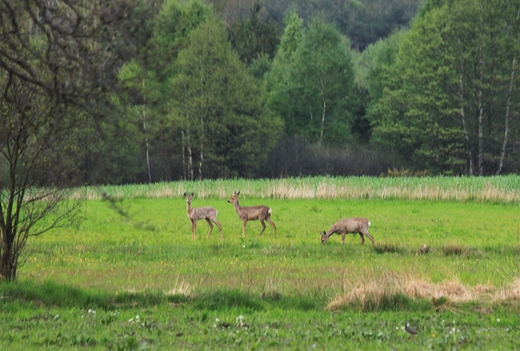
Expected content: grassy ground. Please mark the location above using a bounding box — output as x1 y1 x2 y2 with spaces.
2 178 520 349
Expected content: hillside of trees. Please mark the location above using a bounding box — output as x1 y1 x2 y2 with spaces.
2 0 519 186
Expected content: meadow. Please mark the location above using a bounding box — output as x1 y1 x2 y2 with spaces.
2 176 520 350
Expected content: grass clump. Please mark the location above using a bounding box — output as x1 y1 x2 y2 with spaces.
441 244 481 258
373 241 406 254
0 280 111 310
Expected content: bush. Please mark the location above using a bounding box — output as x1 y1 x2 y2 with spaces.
266 135 392 177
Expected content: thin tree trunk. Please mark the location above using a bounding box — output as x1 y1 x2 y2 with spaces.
497 55 516 175
186 124 194 181
319 98 326 147
181 130 187 180
477 47 485 176
143 112 152 184
199 115 204 181
458 51 473 175
319 76 326 146
134 104 152 183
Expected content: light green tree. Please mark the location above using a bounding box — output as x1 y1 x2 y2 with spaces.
266 14 358 146
265 9 304 136
118 0 212 181
170 17 282 178
290 18 357 146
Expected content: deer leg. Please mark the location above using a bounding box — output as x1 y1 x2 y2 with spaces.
212 218 223 238
341 234 346 245
205 218 214 239
242 220 248 237
191 220 197 240
363 231 375 245
359 233 365 245
258 219 267 237
266 217 277 236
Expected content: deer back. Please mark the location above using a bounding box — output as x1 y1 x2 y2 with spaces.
329 217 370 234
237 205 270 220
189 206 217 220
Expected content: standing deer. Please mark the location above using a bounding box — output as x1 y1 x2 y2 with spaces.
184 192 222 240
321 218 374 245
227 191 277 237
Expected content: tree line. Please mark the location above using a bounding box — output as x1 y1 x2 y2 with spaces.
3 0 520 185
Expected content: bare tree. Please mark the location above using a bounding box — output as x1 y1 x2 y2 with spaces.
0 0 133 280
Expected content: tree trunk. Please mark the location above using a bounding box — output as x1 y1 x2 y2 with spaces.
181 130 187 180
477 47 485 176
319 98 326 147
458 54 473 175
135 104 152 183
319 76 326 146
497 55 516 175
143 111 152 184
198 57 205 180
187 125 194 181
199 113 204 180
0 228 14 280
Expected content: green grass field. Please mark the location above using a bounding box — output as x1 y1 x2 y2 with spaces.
2 177 520 350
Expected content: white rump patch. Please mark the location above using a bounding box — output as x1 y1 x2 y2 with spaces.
268 208 272 215
368 221 371 227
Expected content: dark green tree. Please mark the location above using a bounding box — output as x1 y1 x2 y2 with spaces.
227 1 282 66
371 0 520 175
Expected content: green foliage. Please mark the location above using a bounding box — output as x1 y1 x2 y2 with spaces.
227 1 282 66
170 17 283 178
362 30 405 103
267 14 359 146
371 0 520 175
150 0 213 79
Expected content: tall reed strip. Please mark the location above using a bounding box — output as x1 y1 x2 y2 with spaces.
74 175 520 203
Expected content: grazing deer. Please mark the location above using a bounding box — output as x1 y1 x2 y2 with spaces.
321 218 374 245
184 192 222 240
227 191 277 237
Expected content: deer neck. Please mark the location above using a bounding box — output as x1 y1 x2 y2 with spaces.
233 200 241 213
186 202 193 216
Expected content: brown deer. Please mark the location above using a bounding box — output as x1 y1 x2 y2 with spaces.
227 191 277 237
321 218 374 245
184 192 222 240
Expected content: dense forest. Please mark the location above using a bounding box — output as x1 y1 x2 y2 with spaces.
2 0 520 186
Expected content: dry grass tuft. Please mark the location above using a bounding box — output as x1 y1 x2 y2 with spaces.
166 277 193 297
327 270 520 311
492 278 520 301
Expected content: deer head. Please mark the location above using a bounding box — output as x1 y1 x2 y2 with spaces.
184 192 194 202
227 191 240 203
321 231 329 244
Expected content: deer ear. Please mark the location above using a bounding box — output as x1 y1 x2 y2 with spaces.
191 192 194 196
183 192 186 197
237 191 240 196
321 231 326 236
